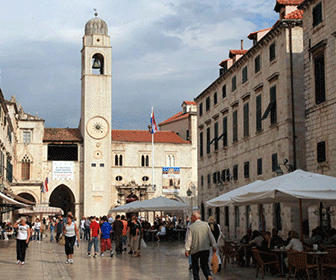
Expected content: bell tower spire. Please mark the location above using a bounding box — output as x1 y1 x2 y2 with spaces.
81 14 112 216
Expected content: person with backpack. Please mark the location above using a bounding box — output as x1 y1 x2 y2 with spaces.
121 215 128 252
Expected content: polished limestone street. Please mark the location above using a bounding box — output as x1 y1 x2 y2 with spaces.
0 239 278 280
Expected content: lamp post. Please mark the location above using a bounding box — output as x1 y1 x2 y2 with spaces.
187 187 192 216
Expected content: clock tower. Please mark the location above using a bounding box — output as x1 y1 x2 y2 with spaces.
80 13 112 216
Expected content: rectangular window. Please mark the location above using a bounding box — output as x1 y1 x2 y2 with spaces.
272 153 278 172
225 206 229 227
214 92 217 105
313 2 323 27
213 172 217 184
6 158 12 183
223 117 228 147
235 206 240 228
199 103 203 116
23 131 31 144
186 130 190 140
269 42 276 62
222 85 226 98
48 144 78 161
207 174 211 187
270 86 277 124
242 66 248 84
233 164 238 181
317 141 326 162
244 161 250 178
201 175 204 187
21 161 30 181
232 110 238 143
214 122 218 150
314 52 326 104
232 76 237 91
206 97 210 111
100 163 104 167
255 55 261 73
91 163 96 167
257 158 263 175
256 95 262 132
206 127 210 154
199 132 204 157
243 102 249 137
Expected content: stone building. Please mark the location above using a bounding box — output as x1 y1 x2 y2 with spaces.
299 0 336 229
195 1 306 238
1 14 197 220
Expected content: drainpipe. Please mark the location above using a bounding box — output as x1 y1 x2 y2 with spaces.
287 21 297 170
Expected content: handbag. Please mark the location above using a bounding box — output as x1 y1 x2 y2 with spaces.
59 234 65 246
211 252 219 274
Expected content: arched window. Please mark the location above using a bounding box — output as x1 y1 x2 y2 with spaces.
145 155 149 167
171 156 175 167
21 155 31 181
92 53 104 75
115 155 119 166
167 155 171 167
141 155 145 167
119 155 123 166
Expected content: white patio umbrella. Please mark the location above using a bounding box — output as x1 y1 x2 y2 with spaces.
226 170 336 239
110 196 188 213
18 206 64 215
206 180 264 207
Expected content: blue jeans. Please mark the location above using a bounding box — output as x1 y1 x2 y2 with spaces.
50 230 54 242
88 237 99 253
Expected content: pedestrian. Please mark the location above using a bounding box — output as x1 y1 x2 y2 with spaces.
33 218 41 241
121 215 128 252
14 217 31 265
88 216 100 257
185 211 216 280
56 217 63 243
80 216 85 240
50 219 55 242
113 215 123 254
100 216 113 257
129 215 140 257
63 214 80 264
84 217 90 241
208 216 222 272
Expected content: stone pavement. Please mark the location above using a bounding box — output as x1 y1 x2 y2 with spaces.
0 239 282 280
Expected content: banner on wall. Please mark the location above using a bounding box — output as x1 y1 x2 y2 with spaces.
52 161 74 180
162 167 181 194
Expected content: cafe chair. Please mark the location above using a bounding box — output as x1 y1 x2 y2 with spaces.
322 248 336 278
287 251 318 280
223 241 238 269
252 248 279 279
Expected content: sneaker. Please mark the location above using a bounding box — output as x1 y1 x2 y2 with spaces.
100 253 104 257
110 251 114 257
88 253 91 257
16 260 20 264
65 259 70 264
94 254 97 258
20 262 25 265
69 259 74 264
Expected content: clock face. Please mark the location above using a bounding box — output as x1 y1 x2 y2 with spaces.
86 116 109 139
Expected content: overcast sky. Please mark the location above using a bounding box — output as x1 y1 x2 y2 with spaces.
0 0 277 129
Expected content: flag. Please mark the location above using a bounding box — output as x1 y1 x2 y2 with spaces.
45 177 49 192
150 107 158 134
41 183 45 193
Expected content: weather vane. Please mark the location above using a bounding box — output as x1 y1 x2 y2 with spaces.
94 8 98 17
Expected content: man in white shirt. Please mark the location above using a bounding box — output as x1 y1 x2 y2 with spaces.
185 211 216 280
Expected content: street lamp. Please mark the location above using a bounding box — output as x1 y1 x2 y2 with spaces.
186 188 193 217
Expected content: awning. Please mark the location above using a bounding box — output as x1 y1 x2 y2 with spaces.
0 192 30 207
18 206 63 215
3 189 35 205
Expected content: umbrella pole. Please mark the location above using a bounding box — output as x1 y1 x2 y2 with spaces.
299 199 303 241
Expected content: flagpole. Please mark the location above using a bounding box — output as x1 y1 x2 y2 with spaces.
152 131 155 191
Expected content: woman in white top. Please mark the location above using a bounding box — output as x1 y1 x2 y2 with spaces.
286 231 303 252
14 217 31 265
63 215 80 264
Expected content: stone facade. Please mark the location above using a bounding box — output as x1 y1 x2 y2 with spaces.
299 0 336 228
195 3 306 239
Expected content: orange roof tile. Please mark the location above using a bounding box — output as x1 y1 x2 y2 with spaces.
43 128 83 142
183 101 196 105
112 130 190 144
284 9 304 19
275 0 303 11
248 28 272 40
159 111 189 126
219 58 231 67
229 49 248 58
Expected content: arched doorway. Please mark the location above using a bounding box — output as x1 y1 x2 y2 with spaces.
49 185 75 216
18 192 36 203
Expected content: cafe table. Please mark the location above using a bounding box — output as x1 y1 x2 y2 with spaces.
271 248 287 276
307 251 328 280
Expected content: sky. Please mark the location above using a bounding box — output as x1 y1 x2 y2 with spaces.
0 0 278 129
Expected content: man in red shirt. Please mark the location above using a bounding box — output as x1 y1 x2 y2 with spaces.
88 216 100 257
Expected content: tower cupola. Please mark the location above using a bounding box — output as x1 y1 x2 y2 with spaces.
85 12 108 36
